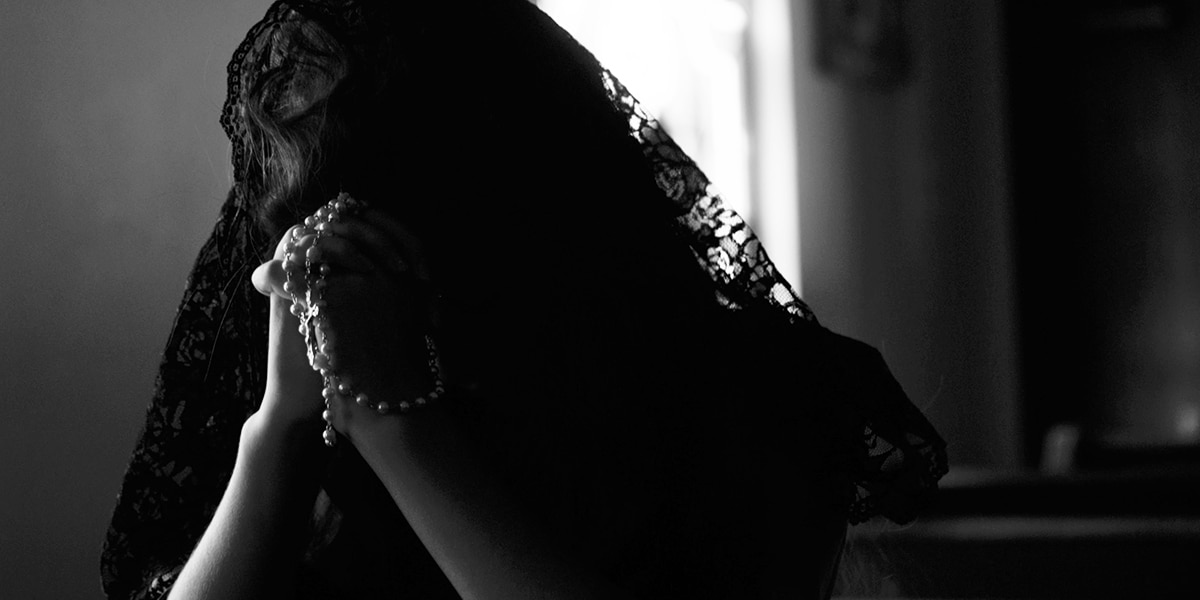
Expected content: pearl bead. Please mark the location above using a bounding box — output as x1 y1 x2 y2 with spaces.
355 393 369 406
338 382 352 395
322 409 333 422
289 304 304 318
414 396 427 406
398 401 411 413
319 263 331 275
376 402 390 414
322 387 335 400
322 428 336 445
305 216 318 228
306 246 322 261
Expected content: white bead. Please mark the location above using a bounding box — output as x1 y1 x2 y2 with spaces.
376 401 390 414
355 393 369 406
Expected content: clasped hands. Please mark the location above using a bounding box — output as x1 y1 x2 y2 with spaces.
250 205 437 443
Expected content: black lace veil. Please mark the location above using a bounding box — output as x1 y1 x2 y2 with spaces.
102 1 947 598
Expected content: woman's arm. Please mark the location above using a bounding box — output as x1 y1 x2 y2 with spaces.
168 232 327 600
299 209 630 600
347 405 629 600
166 411 321 600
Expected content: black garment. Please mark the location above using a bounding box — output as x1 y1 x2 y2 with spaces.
101 2 947 598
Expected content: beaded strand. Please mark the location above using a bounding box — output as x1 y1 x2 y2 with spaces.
283 192 444 447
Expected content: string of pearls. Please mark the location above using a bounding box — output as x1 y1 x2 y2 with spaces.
283 192 445 447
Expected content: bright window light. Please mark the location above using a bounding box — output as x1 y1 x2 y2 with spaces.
537 0 752 220
536 0 802 291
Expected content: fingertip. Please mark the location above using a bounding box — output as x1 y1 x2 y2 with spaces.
274 224 302 258
251 261 273 296
252 259 290 298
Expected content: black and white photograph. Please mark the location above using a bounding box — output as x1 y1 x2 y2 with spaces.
2 1 1196 598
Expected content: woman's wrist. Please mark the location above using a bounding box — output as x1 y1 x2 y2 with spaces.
242 403 325 470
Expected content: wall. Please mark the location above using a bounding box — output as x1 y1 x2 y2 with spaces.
1007 1 1200 461
791 0 1021 468
0 2 267 598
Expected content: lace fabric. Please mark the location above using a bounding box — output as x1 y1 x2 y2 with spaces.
102 1 947 598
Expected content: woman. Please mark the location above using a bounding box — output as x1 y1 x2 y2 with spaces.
102 1 946 598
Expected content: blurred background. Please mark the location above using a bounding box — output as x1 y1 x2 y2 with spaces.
2 1 1197 598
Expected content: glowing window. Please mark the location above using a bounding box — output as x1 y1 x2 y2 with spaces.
536 0 752 219
535 0 802 290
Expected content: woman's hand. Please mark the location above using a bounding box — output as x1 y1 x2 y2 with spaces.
315 207 437 443
252 226 325 430
254 205 436 445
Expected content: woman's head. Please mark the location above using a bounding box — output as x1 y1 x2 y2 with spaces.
227 1 622 240
233 7 363 239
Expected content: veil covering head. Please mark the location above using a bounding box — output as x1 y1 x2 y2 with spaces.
102 1 947 598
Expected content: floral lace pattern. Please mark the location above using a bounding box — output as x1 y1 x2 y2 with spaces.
599 68 946 523
101 193 269 599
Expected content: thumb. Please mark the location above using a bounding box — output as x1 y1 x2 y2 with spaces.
251 259 289 298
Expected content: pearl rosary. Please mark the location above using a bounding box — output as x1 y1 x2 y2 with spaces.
283 192 445 447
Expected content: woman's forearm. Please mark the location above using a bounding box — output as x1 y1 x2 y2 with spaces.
168 409 322 600
352 408 629 600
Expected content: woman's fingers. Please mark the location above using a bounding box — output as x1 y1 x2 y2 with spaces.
307 234 376 274
280 230 375 273
255 225 374 300
251 259 288 298
328 208 431 281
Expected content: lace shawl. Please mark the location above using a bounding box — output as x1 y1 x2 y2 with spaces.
101 1 947 598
